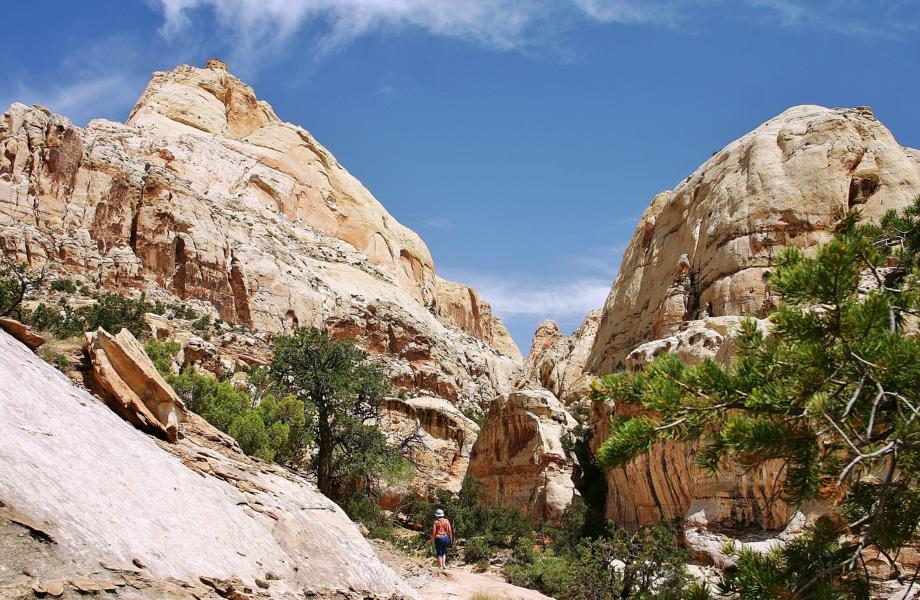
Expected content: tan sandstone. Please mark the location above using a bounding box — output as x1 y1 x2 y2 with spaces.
378 396 480 505
581 106 920 532
84 327 187 442
520 310 600 403
588 105 920 373
0 316 45 349
0 60 520 407
467 389 579 524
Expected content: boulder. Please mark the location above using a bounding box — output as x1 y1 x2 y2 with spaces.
84 327 186 442
0 328 417 599
377 396 480 505
467 389 579 524
625 316 770 370
0 316 45 349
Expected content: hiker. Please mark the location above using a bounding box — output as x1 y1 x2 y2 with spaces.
430 508 453 569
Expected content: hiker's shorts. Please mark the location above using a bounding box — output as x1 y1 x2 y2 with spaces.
435 536 451 557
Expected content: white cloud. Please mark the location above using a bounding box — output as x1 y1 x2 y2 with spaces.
442 269 610 318
1 75 142 125
148 0 916 63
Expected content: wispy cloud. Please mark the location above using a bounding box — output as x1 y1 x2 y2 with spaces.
0 35 149 125
442 269 609 318
419 217 452 229
148 0 918 65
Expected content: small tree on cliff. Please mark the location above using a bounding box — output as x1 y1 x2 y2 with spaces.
269 327 410 501
593 199 920 598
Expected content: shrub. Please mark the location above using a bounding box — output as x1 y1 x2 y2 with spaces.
83 292 150 336
463 536 492 563
145 339 181 375
49 278 77 293
26 303 85 337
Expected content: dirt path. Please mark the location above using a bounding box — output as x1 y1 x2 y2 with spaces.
417 568 554 600
371 541 554 600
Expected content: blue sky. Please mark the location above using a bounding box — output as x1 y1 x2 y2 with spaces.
2 1 918 352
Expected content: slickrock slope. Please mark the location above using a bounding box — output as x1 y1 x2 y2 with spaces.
468 389 579 524
520 310 600 403
588 105 920 372
0 329 416 599
378 396 480 504
0 59 519 407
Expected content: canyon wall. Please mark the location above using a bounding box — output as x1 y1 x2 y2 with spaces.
584 105 920 530
588 105 920 373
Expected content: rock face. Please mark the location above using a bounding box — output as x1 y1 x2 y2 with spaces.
589 397 794 532
467 389 578 524
0 329 416 599
588 105 920 373
521 310 600 403
577 106 920 533
0 59 519 407
84 327 186 442
378 396 480 505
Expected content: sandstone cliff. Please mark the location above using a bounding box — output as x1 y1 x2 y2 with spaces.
0 59 520 407
582 106 920 532
588 105 920 372
468 389 579 524
0 329 416 599
378 396 480 504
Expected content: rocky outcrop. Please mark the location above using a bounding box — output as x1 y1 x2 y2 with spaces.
84 327 186 442
588 105 920 373
378 396 479 504
467 389 578 524
0 60 520 407
432 276 521 361
0 329 416 599
0 316 45 349
625 316 769 370
521 310 600 403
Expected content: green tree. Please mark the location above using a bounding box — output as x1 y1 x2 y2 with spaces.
594 200 920 597
0 261 44 318
269 327 406 500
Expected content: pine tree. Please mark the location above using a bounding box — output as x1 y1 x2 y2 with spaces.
593 199 920 597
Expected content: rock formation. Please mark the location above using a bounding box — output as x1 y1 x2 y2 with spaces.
588 396 794 532
577 106 920 532
0 59 520 408
467 389 579 524
0 328 416 599
378 396 480 505
0 316 44 349
588 105 920 373
520 310 600 403
84 327 186 442
624 315 769 370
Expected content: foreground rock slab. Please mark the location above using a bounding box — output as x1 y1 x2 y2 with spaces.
0 330 417 599
84 327 186 442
